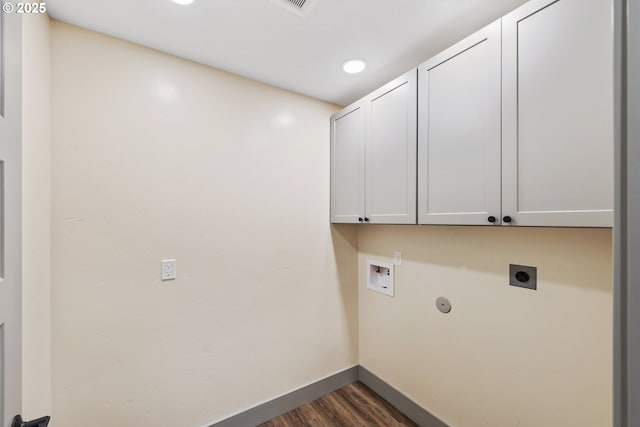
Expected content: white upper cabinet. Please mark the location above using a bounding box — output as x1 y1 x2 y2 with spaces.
331 70 417 224
502 0 614 227
331 101 366 223
366 71 417 224
418 20 502 225
332 0 613 228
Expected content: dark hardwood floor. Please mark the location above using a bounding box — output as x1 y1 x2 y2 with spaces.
258 381 419 427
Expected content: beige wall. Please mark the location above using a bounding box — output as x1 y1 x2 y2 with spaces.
48 17 613 427
22 11 53 420
359 225 612 427
50 21 357 426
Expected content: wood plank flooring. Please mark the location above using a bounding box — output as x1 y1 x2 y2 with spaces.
258 381 419 427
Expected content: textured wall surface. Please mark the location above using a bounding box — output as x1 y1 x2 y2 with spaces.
51 21 357 427
22 10 53 422
359 225 612 427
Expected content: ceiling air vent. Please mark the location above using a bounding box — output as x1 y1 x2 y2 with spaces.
287 0 307 7
271 0 319 17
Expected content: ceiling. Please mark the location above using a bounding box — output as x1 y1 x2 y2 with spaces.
46 0 529 106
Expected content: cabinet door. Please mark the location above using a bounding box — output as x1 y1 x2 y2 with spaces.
331 102 366 223
502 0 613 227
365 70 417 224
417 20 502 225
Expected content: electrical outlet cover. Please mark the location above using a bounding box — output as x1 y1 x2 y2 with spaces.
162 259 176 281
509 264 536 290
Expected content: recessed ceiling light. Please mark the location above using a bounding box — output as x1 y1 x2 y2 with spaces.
172 0 194 5
342 60 366 74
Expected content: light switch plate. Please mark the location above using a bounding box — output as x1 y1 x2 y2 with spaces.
394 251 402 266
162 259 176 281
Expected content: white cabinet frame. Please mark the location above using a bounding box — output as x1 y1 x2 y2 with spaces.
501 0 614 227
330 102 366 223
418 20 502 225
331 70 417 224
366 70 417 224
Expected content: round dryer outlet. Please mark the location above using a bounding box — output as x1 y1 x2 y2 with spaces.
435 297 452 314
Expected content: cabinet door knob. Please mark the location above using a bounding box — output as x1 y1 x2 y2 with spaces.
503 216 512 223
364 217 370 222
488 216 496 223
358 217 363 222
